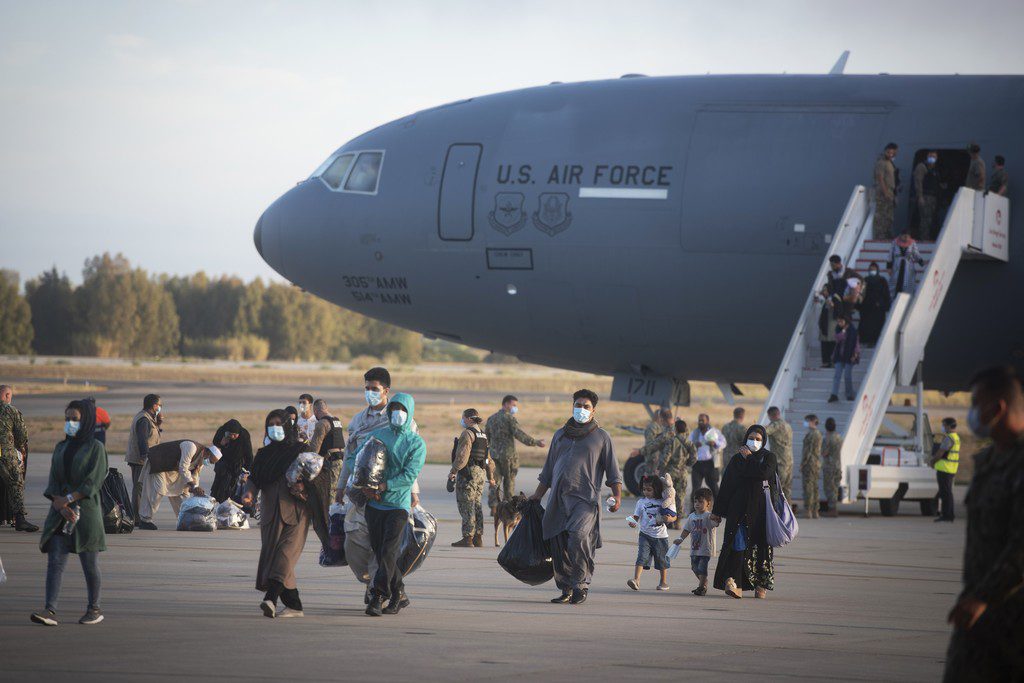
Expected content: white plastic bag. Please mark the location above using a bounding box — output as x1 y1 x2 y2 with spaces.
0 555 6 585
215 499 249 530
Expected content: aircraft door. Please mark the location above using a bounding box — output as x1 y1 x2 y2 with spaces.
438 143 482 241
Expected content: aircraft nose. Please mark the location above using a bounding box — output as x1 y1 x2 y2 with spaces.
254 197 287 277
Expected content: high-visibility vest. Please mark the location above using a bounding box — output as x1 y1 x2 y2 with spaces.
935 432 960 474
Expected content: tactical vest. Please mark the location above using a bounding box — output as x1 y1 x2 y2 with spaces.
935 432 960 475
451 427 489 470
318 415 345 460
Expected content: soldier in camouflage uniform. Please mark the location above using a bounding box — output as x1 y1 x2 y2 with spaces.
943 366 1024 681
450 409 496 546
485 395 546 513
0 386 37 532
821 417 843 517
720 406 747 460
800 414 822 519
631 419 697 524
873 143 898 239
765 406 794 506
644 408 673 447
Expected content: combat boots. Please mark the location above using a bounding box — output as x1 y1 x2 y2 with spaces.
451 536 473 547
472 533 483 547
15 513 38 532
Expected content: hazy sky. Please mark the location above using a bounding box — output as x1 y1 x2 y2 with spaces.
2 0 1021 285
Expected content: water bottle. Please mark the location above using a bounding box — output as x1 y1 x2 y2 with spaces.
605 495 616 512
667 542 682 560
61 504 80 536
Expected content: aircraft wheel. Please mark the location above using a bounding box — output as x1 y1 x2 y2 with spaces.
919 499 939 516
879 497 900 517
622 456 651 497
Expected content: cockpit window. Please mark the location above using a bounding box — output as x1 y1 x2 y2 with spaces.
320 154 355 190
344 151 383 193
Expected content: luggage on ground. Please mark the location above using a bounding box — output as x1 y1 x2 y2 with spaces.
497 500 553 585
215 499 250 530
177 496 217 532
99 467 135 534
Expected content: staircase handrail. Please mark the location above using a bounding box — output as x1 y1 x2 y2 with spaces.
839 293 911 470
897 188 976 384
760 185 871 423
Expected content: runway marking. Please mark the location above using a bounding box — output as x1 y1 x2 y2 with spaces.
578 187 668 199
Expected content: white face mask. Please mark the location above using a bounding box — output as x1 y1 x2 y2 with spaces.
746 438 763 452
154 405 162 415
869 269 878 277
267 425 285 442
573 406 592 423
65 420 80 437
365 390 383 406
299 402 310 413
927 156 936 164
510 405 518 415
803 421 809 428
460 418 468 429
390 410 408 427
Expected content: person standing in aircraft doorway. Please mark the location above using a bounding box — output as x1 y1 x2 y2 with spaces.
873 143 899 239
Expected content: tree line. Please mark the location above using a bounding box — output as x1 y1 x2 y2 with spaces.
0 253 427 363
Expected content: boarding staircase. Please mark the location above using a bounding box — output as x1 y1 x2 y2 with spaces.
760 185 1009 514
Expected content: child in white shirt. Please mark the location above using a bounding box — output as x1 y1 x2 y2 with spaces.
626 475 677 591
674 487 720 596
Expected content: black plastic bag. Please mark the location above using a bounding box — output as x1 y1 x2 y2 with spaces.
399 506 437 577
352 437 388 489
100 467 134 534
497 500 552 585
319 503 348 567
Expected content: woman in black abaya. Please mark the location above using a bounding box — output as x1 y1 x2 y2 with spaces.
711 424 779 600
210 419 254 502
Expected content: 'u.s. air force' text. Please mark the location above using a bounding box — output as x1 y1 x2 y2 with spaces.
496 163 673 187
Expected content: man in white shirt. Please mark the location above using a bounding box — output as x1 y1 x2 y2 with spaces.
689 413 725 498
297 393 317 443
137 439 221 530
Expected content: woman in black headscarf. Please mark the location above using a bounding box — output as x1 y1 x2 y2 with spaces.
241 409 309 618
711 424 779 600
31 399 109 626
210 419 254 503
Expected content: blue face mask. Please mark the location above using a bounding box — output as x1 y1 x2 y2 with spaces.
65 421 80 437
573 407 592 423
967 406 991 438
267 425 285 442
390 410 408 427
365 390 383 407
510 405 518 415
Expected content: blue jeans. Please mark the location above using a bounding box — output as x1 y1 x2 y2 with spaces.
831 362 854 398
690 555 710 576
45 534 101 611
635 534 670 570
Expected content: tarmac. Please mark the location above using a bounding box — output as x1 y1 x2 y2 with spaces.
0 456 965 682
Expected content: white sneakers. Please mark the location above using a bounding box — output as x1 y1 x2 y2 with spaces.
656 584 670 591
260 600 276 618
277 607 304 618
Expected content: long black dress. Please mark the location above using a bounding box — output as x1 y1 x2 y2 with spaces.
210 420 254 502
857 274 891 347
712 450 779 592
